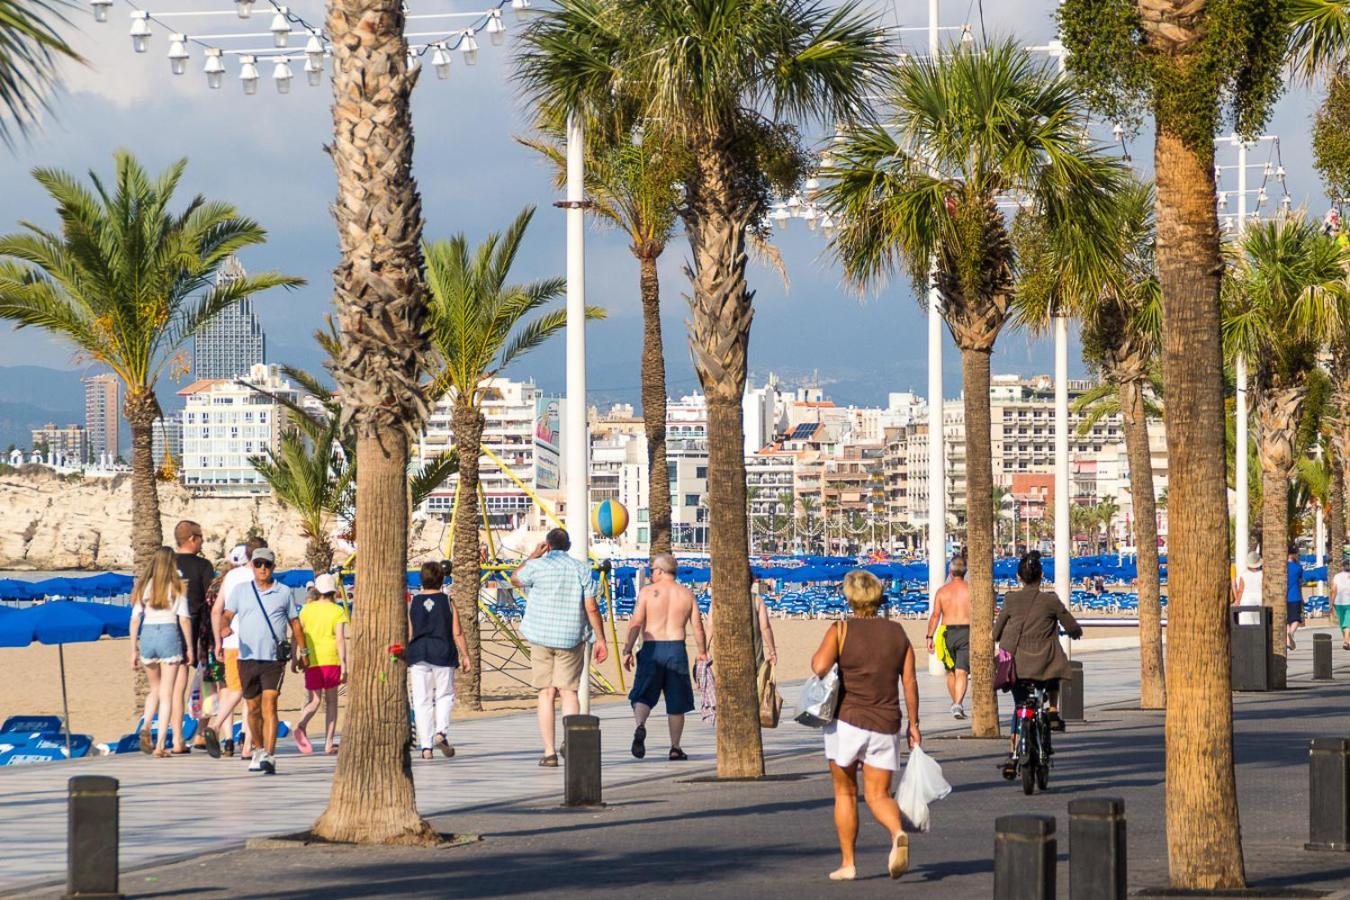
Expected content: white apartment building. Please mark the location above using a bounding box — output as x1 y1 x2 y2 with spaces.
179 363 297 496
417 377 561 532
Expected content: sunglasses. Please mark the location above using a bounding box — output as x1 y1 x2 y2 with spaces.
252 559 274 569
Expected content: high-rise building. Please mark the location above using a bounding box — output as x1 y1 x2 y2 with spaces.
179 363 296 495
30 423 88 463
193 257 266 380
83 373 120 460
152 411 183 471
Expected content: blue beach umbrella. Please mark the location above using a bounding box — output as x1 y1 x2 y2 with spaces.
0 601 132 754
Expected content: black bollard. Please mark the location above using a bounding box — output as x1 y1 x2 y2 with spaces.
66 775 121 899
563 714 602 807
1230 606 1274 691
1314 633 1334 681
1069 798 1126 900
1307 738 1350 851
1061 661 1084 721
994 815 1056 900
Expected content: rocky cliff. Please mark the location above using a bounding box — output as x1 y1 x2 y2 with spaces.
0 467 445 571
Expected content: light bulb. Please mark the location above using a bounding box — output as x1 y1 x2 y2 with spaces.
773 205 789 224
204 49 224 89
130 13 151 53
305 34 324 67
511 0 531 23
1217 192 1228 210
1112 122 1124 141
270 10 291 48
240 56 259 95
487 10 505 46
960 25 973 46
461 30 478 65
804 176 820 198
91 0 112 23
305 56 323 86
168 35 189 75
1276 165 1287 181
273 59 292 93
431 46 451 80
235 0 253 19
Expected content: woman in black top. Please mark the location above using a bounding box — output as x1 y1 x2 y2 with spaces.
408 561 472 759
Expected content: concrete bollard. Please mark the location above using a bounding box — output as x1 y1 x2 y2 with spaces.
66 775 121 899
1061 661 1084 721
562 714 602 807
1307 738 1350 851
1314 633 1334 681
994 815 1056 900
1069 798 1126 900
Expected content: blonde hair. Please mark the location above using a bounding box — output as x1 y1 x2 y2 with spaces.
138 546 184 611
843 570 884 616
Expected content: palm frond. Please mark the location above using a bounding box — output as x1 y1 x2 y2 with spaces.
0 0 83 146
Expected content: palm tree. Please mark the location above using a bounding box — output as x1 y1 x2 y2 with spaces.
519 0 890 778
312 0 435 845
820 41 1125 738
796 495 820 556
424 207 602 711
1096 496 1121 552
519 122 686 556
250 419 353 574
0 152 300 580
0 0 82 147
992 486 1013 555
1224 216 1350 680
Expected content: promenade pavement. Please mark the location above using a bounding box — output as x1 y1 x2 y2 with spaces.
4 628 1346 896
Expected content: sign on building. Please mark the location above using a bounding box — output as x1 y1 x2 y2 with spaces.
534 396 561 490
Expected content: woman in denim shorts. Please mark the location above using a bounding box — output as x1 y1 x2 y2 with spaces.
129 546 195 757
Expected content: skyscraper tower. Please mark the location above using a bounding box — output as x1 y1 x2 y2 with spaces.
193 256 266 380
84 373 120 460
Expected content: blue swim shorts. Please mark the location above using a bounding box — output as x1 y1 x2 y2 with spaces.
627 640 695 716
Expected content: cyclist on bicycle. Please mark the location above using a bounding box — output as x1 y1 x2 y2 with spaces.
993 550 1082 778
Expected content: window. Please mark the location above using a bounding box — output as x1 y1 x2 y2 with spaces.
696 466 707 479
637 526 649 544
637 509 648 523
685 494 700 507
666 463 677 482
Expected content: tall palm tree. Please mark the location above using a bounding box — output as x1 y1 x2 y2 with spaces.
1224 216 1350 679
250 419 353 574
820 41 1125 738
424 206 602 711
519 123 687 556
1096 496 1121 552
0 152 300 580
312 0 435 845
519 0 890 778
796 494 820 556
0 0 82 147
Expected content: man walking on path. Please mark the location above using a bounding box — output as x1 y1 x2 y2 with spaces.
622 553 708 761
173 520 214 747
926 555 971 719
510 528 608 768
213 547 306 774
1287 546 1305 650
204 540 262 757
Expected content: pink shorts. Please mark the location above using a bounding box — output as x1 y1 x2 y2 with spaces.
304 665 342 691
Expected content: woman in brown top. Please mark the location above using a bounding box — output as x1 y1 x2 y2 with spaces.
810 570 921 882
993 551 1082 766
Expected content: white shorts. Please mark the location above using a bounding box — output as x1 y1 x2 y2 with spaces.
823 718 901 771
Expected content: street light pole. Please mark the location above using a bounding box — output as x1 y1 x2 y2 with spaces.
1234 138 1249 570
925 0 947 677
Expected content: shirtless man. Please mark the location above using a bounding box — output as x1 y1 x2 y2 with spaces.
925 555 971 719
622 552 708 760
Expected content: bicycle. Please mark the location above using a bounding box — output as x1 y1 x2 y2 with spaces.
1004 680 1053 795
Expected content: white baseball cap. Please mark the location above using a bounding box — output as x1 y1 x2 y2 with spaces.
228 545 248 566
314 573 338 595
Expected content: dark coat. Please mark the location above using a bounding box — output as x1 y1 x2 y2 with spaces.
993 584 1083 682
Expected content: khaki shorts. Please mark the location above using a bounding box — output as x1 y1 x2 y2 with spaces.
531 643 586 691
224 649 242 692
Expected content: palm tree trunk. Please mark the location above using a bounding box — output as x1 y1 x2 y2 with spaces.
638 250 672 556
1121 380 1165 709
1257 385 1302 689
1154 124 1245 889
1331 453 1346 568
306 532 335 575
684 143 762 779
125 388 162 715
961 347 999 737
450 402 485 711
313 0 435 845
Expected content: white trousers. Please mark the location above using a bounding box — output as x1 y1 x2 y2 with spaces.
410 662 455 750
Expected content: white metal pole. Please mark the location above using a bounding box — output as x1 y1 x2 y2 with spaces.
564 114 592 714
926 0 945 677
1235 137 1249 570
1055 316 1070 604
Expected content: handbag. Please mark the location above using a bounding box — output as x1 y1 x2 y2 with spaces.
993 647 1016 692
794 621 847 728
757 660 783 728
252 582 292 664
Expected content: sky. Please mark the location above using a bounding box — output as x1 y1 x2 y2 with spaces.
0 0 1334 411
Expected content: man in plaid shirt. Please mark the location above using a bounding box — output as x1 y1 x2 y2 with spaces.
510 528 609 767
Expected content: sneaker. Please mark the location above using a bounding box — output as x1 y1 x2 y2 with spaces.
247 752 262 773
259 752 276 775
950 703 966 720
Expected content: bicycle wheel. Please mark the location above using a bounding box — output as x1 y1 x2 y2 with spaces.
1036 763 1049 791
1021 757 1036 794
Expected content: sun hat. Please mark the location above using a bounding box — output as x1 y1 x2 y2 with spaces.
314 573 338 595
1247 550 1262 568
228 545 248 566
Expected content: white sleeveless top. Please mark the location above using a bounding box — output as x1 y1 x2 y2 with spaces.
1236 568 1262 625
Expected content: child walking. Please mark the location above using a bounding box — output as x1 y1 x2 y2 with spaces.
295 573 348 755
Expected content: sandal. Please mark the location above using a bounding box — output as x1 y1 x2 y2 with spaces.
421 749 434 760
538 753 560 767
139 730 153 755
153 747 169 758
631 725 646 759
434 733 455 758
888 832 909 879
669 747 688 761
171 746 191 755
202 726 222 759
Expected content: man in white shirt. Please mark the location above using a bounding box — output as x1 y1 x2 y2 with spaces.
1333 559 1350 650
203 538 265 759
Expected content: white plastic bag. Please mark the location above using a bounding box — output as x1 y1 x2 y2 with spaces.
793 665 840 728
896 746 952 833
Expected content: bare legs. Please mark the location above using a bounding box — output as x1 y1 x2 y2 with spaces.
167 662 187 750
828 761 903 879
322 688 339 752
631 702 685 752
537 687 579 756
210 689 252 752
142 663 162 744
946 669 968 707
145 663 182 754
245 690 280 757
